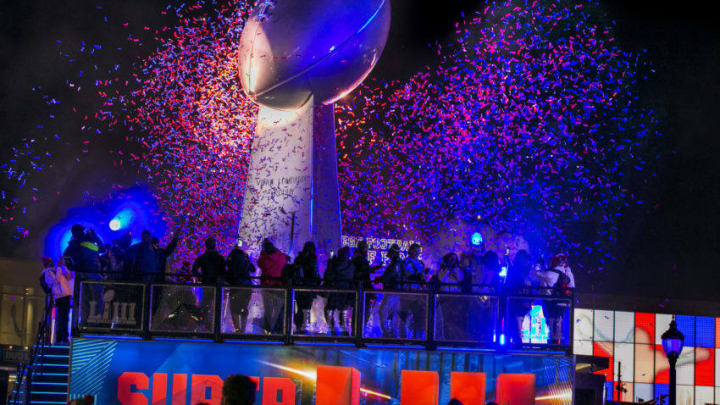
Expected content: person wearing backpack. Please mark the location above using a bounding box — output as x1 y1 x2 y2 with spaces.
534 253 575 344
41 257 74 345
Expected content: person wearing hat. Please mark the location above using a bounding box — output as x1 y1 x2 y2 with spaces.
41 257 73 344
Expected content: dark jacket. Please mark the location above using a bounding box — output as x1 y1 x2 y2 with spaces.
286 251 320 287
351 255 372 289
325 258 355 289
380 258 403 290
128 241 158 282
63 236 104 280
227 248 254 286
192 250 226 284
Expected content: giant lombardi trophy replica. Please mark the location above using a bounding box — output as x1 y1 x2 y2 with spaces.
237 0 391 257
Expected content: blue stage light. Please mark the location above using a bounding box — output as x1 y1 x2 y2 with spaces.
499 265 508 278
109 208 135 231
500 333 506 345
471 232 483 246
108 219 122 231
59 229 73 254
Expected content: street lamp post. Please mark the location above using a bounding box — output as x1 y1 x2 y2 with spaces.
661 317 684 405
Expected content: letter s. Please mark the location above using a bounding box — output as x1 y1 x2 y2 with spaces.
118 372 149 405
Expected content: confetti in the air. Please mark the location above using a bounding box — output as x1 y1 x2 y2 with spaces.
1 0 660 269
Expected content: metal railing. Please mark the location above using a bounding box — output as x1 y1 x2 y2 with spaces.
8 295 52 405
70 273 574 352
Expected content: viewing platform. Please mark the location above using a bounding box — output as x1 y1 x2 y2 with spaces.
71 278 574 352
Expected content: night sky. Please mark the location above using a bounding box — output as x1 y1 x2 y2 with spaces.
1 0 718 300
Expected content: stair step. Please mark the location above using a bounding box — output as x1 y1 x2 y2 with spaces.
40 345 70 354
10 345 71 404
31 374 68 383
32 381 68 386
29 391 67 398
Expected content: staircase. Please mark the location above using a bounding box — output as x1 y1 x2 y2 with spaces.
11 344 70 405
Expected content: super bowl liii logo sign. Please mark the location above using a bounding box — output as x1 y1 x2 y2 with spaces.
86 289 140 328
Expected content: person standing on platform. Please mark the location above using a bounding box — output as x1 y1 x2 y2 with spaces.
433 252 463 340
153 232 179 282
534 253 575 344
63 224 105 281
351 240 383 336
128 230 158 282
100 243 121 279
41 257 74 345
226 241 255 333
324 246 355 335
257 239 288 334
114 232 133 278
193 237 227 284
458 252 476 293
377 244 403 338
401 243 425 339
192 237 227 330
478 251 502 290
287 241 320 333
437 252 463 291
63 225 105 323
351 240 376 290
506 250 534 345
403 243 425 289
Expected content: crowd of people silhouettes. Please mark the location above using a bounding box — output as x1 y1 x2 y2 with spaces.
43 224 575 346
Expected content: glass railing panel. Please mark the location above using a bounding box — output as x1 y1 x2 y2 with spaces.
77 281 145 332
506 295 572 346
221 287 286 336
434 294 498 343
150 284 215 334
362 291 428 340
289 289 358 337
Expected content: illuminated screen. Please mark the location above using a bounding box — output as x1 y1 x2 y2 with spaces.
69 338 573 404
574 309 720 405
